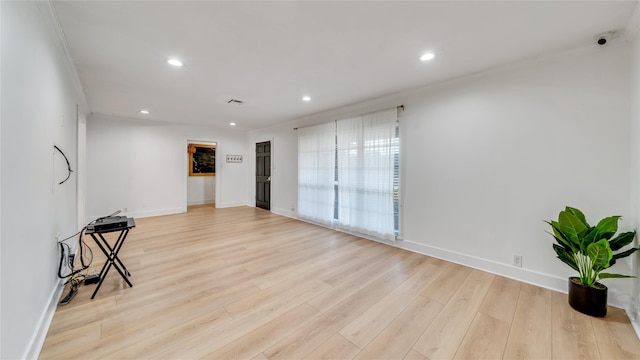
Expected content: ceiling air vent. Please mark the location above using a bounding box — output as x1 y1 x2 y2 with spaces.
226 99 246 105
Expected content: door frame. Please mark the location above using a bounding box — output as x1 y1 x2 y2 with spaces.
183 138 219 212
254 138 274 211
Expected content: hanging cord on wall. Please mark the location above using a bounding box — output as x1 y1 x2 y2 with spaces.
54 145 73 185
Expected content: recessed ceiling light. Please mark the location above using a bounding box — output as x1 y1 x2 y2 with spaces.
139 109 150 114
302 96 311 102
420 53 435 62
167 58 183 67
229 122 236 126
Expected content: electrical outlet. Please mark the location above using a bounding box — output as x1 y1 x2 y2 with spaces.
513 254 523 267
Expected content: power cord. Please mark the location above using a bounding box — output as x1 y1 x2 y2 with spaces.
57 210 122 304
53 145 73 185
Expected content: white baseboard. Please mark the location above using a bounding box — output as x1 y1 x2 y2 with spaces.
124 207 184 219
269 212 638 320
397 238 567 293
85 207 184 223
395 238 638 312
187 200 215 206
215 201 249 209
271 207 298 219
24 279 65 360
283 215 570 295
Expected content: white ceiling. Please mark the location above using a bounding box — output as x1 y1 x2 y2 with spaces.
52 1 637 130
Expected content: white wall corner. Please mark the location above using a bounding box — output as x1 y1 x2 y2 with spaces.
0 0 3 355
610 285 640 339
629 1 640 340
23 279 65 360
627 301 640 341
624 1 640 42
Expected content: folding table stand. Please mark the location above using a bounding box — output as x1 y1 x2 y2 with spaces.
85 217 136 299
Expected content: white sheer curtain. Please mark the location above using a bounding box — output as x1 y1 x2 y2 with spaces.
336 108 397 240
297 121 336 226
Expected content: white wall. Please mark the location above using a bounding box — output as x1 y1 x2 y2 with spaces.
404 43 633 301
1 2 86 358
86 115 248 220
186 141 216 206
251 43 635 307
627 3 640 334
247 124 299 217
187 176 215 206
1 2 4 356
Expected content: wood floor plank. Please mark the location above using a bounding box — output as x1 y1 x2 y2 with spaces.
103 279 259 335
224 278 330 319
302 334 361 360
413 270 495 359
478 275 521 323
49 307 233 360
503 284 552 359
251 240 365 289
151 280 331 359
550 291 600 360
355 295 443 360
37 206 640 360
251 353 269 360
590 306 640 359
340 260 442 349
264 252 430 360
306 249 411 313
205 303 321 359
452 312 510 360
420 261 472 304
403 349 429 360
46 296 117 334
105 308 233 359
39 322 101 360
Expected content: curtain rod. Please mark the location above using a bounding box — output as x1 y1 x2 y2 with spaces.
293 105 404 130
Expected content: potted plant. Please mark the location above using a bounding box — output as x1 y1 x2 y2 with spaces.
546 206 638 317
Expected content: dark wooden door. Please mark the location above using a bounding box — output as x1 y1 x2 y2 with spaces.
256 141 271 210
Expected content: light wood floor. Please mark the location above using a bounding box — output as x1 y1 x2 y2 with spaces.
40 205 640 359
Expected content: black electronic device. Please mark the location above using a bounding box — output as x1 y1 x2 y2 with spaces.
59 286 78 305
84 274 100 285
89 216 129 232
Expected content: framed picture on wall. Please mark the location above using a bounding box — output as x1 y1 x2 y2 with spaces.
188 143 215 176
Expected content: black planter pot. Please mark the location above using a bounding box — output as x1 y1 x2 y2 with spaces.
568 277 607 317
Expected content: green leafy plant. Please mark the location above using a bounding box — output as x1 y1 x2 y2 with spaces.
546 206 638 288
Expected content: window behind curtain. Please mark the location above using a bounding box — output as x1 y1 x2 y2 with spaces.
297 108 399 240
297 121 336 226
